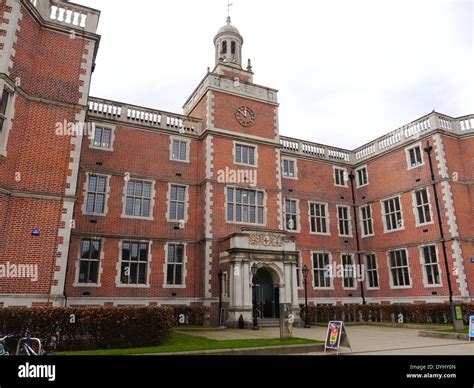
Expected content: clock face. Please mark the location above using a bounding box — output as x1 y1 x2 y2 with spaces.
235 106 256 127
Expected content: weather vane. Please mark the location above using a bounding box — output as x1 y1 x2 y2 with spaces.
226 0 233 19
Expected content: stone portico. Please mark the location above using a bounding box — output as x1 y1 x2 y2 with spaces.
219 231 300 327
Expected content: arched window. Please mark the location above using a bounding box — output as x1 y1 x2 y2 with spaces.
221 41 227 54
231 41 236 55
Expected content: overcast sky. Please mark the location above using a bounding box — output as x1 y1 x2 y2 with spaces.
78 0 473 150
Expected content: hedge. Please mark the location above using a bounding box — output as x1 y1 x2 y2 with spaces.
0 307 174 352
305 303 474 325
172 306 210 326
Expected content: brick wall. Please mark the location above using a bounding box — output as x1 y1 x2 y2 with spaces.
0 1 98 305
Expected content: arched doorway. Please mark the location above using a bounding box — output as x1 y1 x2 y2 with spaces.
253 268 280 319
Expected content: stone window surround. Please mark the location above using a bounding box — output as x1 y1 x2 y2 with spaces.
0 81 15 157
411 187 434 227
121 177 156 221
170 135 191 163
341 253 357 290
163 242 188 289
387 248 413 289
380 194 405 234
336 205 353 237
232 140 259 167
224 185 267 227
81 172 112 217
284 197 301 233
115 240 153 289
359 204 375 238
333 166 349 187
89 123 116 152
418 244 443 288
355 165 369 188
308 201 331 236
405 142 425 170
311 251 334 290
166 183 190 224
73 237 105 288
281 156 298 180
364 252 380 290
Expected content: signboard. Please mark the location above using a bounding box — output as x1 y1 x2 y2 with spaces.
454 305 463 321
279 304 294 339
469 316 474 340
219 308 226 326
324 321 352 355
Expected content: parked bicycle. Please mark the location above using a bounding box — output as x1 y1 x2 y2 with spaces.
0 330 54 356
0 334 14 356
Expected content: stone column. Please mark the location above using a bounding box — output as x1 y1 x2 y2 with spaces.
227 255 252 326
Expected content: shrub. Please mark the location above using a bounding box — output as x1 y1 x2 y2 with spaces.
305 303 474 325
172 305 210 326
0 306 174 352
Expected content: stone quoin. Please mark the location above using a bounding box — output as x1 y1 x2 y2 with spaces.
0 0 473 327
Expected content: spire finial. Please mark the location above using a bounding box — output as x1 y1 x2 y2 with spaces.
226 0 233 23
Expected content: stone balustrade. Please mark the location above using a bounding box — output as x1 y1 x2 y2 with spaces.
28 0 100 34
88 98 203 135
281 112 474 165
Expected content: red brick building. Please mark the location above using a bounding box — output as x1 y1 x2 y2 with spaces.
0 0 473 326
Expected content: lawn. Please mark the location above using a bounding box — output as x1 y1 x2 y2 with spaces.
57 331 321 356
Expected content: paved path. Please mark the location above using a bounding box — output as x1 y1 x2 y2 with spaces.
181 326 474 355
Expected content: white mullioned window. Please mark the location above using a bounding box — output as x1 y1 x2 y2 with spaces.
0 88 10 133
169 185 187 221
406 144 424 169
309 202 329 235
166 244 185 286
120 241 150 285
125 179 153 218
421 245 441 286
282 158 297 179
171 138 190 162
356 166 369 187
388 249 411 288
93 126 112 149
337 205 352 236
85 175 108 214
381 196 404 232
235 143 256 166
334 167 348 187
365 253 379 289
227 187 265 224
413 188 433 226
342 254 356 289
360 204 374 237
78 239 101 285
0 83 14 156
312 252 332 289
285 199 299 231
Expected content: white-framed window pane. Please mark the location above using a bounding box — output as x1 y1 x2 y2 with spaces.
342 254 355 288
383 197 403 231
389 250 410 287
79 239 101 284
313 253 331 288
167 244 185 285
285 199 298 230
227 188 264 224
120 241 149 285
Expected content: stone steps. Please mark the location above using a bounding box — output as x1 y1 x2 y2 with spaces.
258 319 280 328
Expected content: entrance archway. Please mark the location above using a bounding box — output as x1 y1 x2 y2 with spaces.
253 268 280 319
